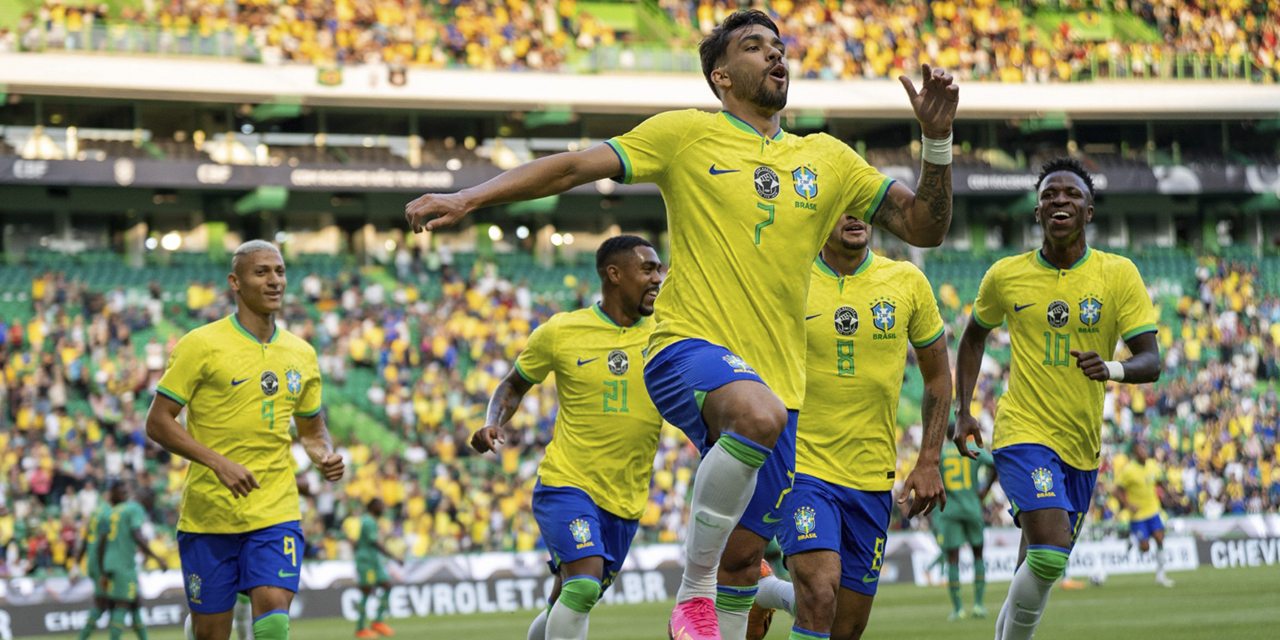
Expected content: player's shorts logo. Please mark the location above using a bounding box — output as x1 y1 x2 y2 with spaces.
833 306 859 336
186 573 202 602
1046 300 1070 329
754 167 780 199
722 354 755 374
570 518 592 544
1078 296 1103 326
793 506 817 536
871 299 897 333
1032 467 1054 494
261 371 279 396
607 350 629 375
285 366 302 395
791 166 818 200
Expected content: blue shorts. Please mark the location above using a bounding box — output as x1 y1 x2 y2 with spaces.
778 474 892 596
993 443 1098 547
177 521 305 614
531 480 639 592
1130 513 1164 542
644 338 796 541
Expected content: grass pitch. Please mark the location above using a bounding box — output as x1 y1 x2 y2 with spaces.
47 565 1279 640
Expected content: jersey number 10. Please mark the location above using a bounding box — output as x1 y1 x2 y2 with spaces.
1042 332 1071 367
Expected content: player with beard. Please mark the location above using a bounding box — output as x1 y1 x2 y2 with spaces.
471 236 665 640
408 11 958 639
954 158 1161 640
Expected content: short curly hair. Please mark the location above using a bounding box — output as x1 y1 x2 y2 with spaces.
1036 157 1095 200
698 10 781 99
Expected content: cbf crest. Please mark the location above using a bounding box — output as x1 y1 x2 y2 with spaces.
186 573 202 603
792 166 818 200
722 354 755 374
285 366 302 396
834 306 859 336
1032 467 1054 494
871 299 897 333
1078 295 1103 327
607 350 629 375
794 506 817 539
570 518 592 544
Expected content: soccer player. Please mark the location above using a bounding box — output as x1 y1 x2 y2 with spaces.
98 481 168 640
355 498 403 638
73 491 115 640
935 426 997 620
146 240 346 640
953 157 1161 640
1115 442 1174 587
748 216 950 640
408 10 958 639
470 235 665 640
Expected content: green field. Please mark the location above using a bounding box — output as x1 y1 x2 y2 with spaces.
46 566 1280 640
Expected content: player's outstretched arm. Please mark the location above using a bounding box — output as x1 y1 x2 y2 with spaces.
405 144 624 233
872 64 959 248
899 336 953 517
146 394 261 498
472 367 536 454
1070 331 1161 384
296 413 345 482
953 318 993 459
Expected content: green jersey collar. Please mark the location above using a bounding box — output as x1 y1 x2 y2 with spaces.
230 314 279 344
1036 245 1092 271
592 303 644 328
815 250 874 278
721 111 785 142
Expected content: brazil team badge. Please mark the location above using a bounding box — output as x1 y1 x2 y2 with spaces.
570 519 592 544
1032 467 1054 494
792 166 818 200
794 506 817 538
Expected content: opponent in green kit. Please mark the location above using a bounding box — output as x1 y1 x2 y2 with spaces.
99 482 168 640
936 429 997 620
74 495 115 640
355 498 402 638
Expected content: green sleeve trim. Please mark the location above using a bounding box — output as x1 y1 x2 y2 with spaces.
295 406 322 418
911 326 945 348
514 362 542 384
156 386 187 406
1122 324 1158 341
971 311 1002 330
603 139 633 185
864 177 895 225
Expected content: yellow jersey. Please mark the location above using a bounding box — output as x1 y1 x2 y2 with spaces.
606 110 893 409
1116 458 1162 521
972 248 1157 470
157 315 322 533
515 305 663 520
796 252 945 491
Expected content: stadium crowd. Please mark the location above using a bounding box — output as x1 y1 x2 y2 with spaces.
0 249 1276 578
3 0 1276 81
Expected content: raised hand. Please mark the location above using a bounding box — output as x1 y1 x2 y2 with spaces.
405 192 470 234
898 63 960 139
1070 350 1110 381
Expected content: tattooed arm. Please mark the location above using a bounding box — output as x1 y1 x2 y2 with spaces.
874 162 952 248
470 368 536 454
898 335 953 517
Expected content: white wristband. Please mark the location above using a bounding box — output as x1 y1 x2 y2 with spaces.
1103 361 1125 381
921 133 953 165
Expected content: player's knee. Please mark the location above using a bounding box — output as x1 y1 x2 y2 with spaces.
797 583 837 622
1025 547 1070 582
557 577 602 614
718 544 763 579
730 397 787 445
1138 540 1151 552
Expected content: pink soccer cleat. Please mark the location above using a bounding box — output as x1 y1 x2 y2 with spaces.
669 597 720 640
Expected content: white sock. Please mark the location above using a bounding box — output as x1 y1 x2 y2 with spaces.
234 598 254 640
677 443 761 603
1155 544 1166 579
756 575 795 616
716 607 749 640
527 607 549 640
1000 564 1055 640
995 596 1010 639
546 599 589 640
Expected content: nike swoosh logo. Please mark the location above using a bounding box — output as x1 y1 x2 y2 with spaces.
577 357 599 366
709 165 740 175
805 314 821 320
763 513 781 524
1013 303 1035 312
278 570 297 578
862 573 878 583
231 378 249 386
